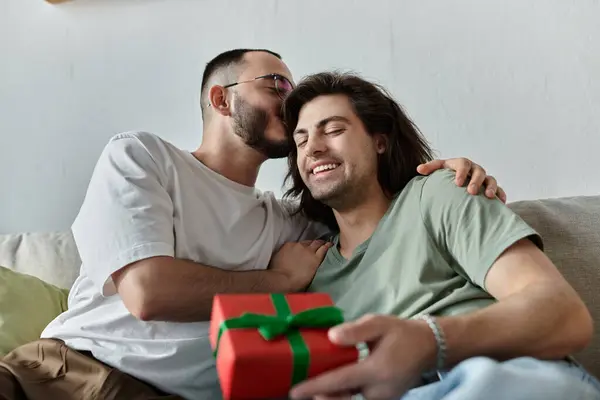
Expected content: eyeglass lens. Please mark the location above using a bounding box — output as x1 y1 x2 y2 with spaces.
274 76 293 98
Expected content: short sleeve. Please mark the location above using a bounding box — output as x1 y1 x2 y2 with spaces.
419 170 542 289
72 135 175 296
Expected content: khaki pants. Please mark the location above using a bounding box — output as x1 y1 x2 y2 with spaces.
0 339 184 400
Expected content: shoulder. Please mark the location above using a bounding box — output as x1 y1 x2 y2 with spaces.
100 131 189 176
104 131 177 162
418 169 460 191
88 131 188 190
403 169 494 223
415 169 513 224
386 170 460 212
414 169 470 205
391 170 459 201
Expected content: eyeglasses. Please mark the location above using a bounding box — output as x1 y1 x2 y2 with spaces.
223 73 294 100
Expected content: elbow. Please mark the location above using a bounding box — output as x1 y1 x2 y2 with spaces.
134 307 157 322
125 289 159 322
557 291 595 355
112 261 163 321
569 303 594 353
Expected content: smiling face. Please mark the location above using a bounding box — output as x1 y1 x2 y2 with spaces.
292 94 386 209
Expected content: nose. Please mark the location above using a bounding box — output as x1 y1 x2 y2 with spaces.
304 133 326 157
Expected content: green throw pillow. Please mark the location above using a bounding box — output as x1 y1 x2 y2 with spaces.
0 266 69 356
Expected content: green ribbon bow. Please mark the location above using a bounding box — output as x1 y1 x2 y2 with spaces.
214 293 345 385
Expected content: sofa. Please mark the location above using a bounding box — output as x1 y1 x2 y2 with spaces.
0 195 599 379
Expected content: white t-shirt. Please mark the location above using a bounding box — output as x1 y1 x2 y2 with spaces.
41 131 327 399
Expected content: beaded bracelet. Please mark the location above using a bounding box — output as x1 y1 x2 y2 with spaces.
417 314 447 372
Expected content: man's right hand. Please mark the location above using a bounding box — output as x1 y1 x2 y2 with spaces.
268 240 333 292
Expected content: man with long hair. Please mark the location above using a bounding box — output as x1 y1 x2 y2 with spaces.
283 72 600 400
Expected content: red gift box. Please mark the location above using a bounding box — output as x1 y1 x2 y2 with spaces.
209 292 359 400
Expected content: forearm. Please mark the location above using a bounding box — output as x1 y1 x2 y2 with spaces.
437 280 593 367
115 256 290 322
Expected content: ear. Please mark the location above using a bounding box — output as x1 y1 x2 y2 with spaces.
208 85 231 117
374 133 387 154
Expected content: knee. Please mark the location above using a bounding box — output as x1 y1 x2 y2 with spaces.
444 357 597 400
452 356 546 377
447 356 550 390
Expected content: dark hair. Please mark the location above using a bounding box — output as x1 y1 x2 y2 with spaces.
282 71 435 230
200 49 282 118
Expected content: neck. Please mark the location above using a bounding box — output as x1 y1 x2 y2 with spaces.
192 122 267 187
334 187 392 259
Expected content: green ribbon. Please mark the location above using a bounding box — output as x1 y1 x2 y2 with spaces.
214 293 344 385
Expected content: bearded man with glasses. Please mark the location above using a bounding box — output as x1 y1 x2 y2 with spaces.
0 48 507 400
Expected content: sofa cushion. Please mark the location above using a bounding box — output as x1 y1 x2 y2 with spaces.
0 232 80 289
0 266 69 356
509 195 600 378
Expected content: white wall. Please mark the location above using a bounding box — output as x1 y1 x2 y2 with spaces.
1 0 599 234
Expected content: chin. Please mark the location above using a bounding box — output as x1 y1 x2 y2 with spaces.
309 187 336 203
266 128 286 142
311 183 349 206
265 118 286 139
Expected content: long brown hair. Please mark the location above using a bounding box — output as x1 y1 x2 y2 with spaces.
282 72 435 230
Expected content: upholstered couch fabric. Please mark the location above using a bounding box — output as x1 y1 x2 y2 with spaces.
0 231 80 289
509 195 600 376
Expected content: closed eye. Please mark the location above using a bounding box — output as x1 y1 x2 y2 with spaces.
295 139 307 148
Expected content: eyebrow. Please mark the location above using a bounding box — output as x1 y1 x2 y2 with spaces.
293 116 351 136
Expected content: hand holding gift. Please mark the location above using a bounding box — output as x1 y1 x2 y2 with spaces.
210 293 359 400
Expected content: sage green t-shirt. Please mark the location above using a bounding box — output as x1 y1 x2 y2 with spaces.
308 170 543 320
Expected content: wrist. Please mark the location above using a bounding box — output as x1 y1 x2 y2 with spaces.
416 315 447 373
264 270 296 292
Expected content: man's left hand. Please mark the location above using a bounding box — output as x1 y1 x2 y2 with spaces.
417 158 507 203
289 314 436 400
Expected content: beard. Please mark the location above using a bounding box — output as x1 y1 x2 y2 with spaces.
308 163 376 212
311 179 356 211
232 96 291 159
307 167 356 211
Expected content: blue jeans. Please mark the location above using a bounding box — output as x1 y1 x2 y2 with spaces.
401 357 600 400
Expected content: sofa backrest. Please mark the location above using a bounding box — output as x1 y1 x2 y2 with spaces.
0 231 80 289
509 195 600 377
